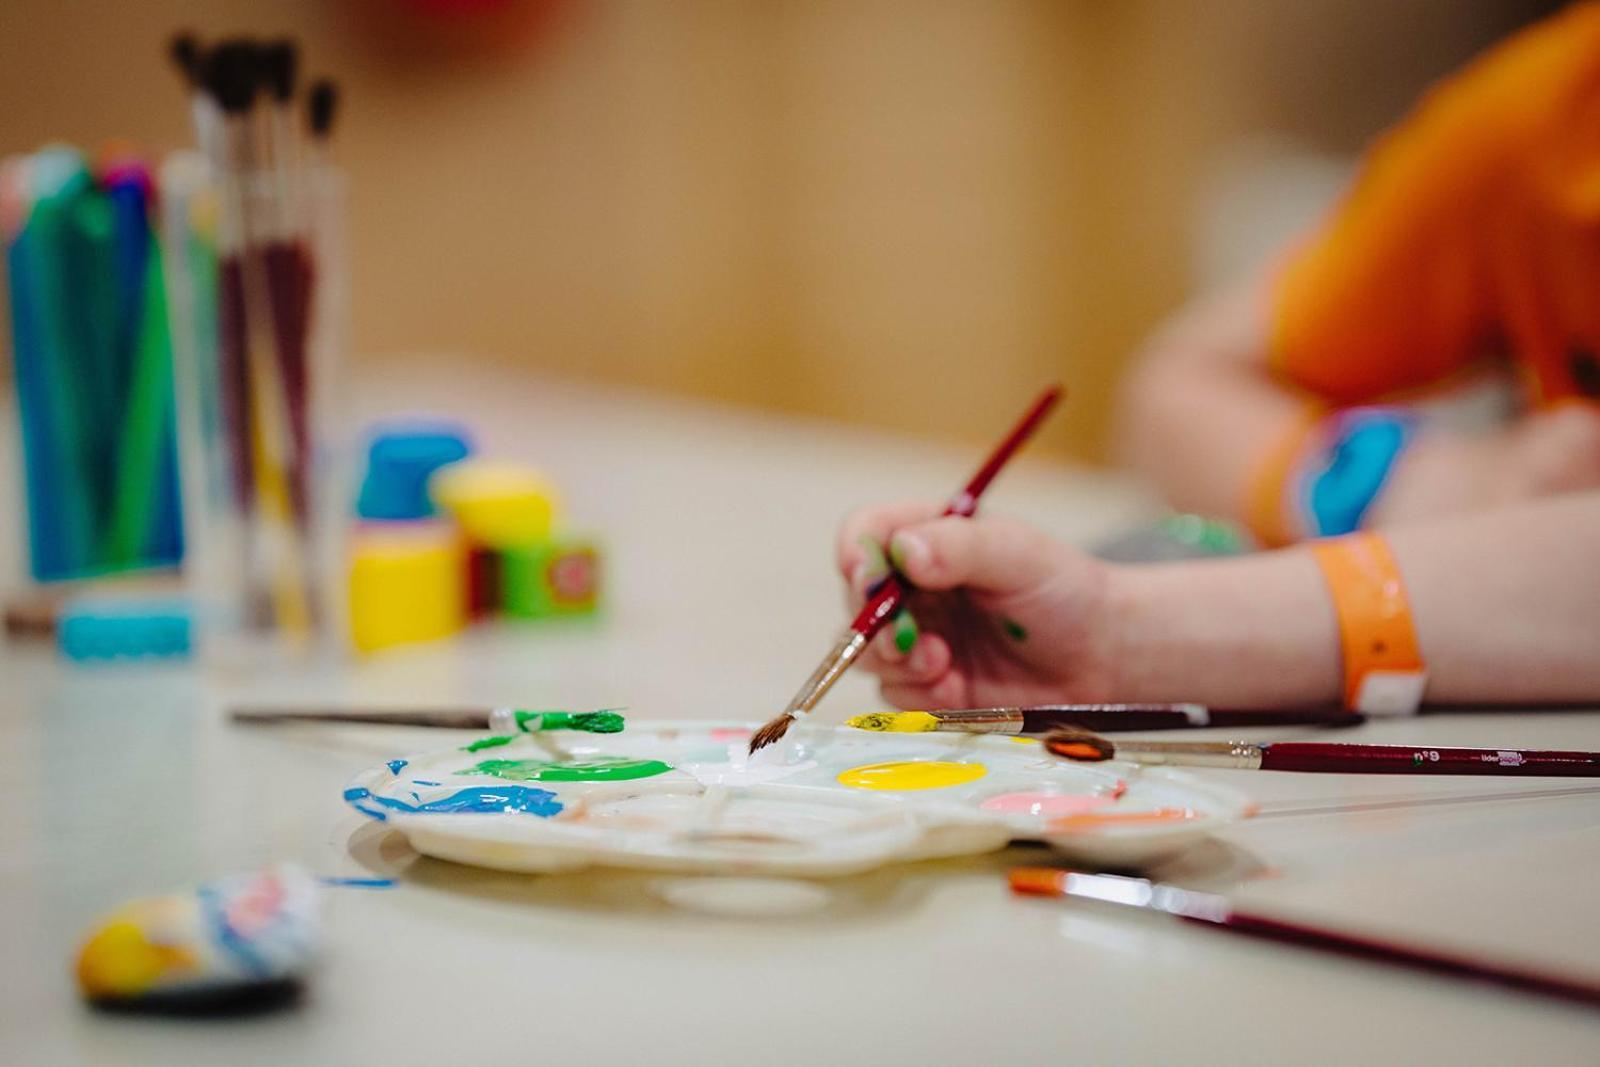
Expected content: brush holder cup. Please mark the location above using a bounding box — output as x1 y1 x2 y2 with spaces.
163 152 349 660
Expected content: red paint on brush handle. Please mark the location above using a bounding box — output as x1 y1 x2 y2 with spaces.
1259 743 1600 776
1200 910 1600 1009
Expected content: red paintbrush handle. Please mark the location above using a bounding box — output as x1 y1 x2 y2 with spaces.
1259 743 1600 776
849 576 906 639
853 385 1062 637
1207 910 1600 1009
945 385 1063 517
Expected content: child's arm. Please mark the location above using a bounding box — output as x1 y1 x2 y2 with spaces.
838 492 1600 709
1113 277 1312 524
1116 275 1600 539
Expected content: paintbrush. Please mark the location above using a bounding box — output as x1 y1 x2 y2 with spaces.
749 385 1064 755
846 705 1363 735
1010 868 1600 1010
231 706 625 735
1043 725 1600 775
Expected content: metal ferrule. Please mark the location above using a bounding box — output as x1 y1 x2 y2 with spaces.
783 630 869 718
1115 741 1264 770
925 709 1026 734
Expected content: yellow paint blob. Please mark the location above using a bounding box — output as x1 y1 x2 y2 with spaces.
837 760 987 790
844 711 940 733
76 919 196 998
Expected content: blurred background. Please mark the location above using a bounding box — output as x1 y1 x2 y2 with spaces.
0 0 1562 461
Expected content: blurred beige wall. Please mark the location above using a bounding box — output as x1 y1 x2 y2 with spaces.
0 0 1556 460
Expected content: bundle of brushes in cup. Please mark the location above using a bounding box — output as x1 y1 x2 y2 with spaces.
162 33 346 652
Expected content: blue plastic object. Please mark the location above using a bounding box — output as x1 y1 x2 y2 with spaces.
57 596 193 661
355 421 474 521
1305 410 1415 537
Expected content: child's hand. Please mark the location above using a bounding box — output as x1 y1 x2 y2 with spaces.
836 501 1120 709
1372 404 1600 526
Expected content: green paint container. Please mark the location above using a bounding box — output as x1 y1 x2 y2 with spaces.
500 535 601 619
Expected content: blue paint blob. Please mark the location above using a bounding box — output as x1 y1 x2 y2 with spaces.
343 786 391 821
343 785 563 822
319 876 399 889
412 779 441 786
387 759 409 775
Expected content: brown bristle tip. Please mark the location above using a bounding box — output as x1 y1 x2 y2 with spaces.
261 40 298 103
1009 868 1066 896
1044 727 1116 762
202 40 262 113
308 79 339 138
746 715 794 755
169 33 202 83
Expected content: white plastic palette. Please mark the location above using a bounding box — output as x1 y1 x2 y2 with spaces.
344 722 1254 876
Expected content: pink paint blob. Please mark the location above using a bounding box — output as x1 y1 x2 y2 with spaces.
710 728 751 742
980 792 1113 818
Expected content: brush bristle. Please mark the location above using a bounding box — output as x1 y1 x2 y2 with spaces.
203 40 262 114
571 711 625 734
747 713 795 755
307 79 339 139
169 33 202 86
261 40 298 104
1043 726 1116 763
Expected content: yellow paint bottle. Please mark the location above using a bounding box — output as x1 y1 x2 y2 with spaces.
346 524 465 653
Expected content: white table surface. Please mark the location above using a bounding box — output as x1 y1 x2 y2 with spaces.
3 368 1599 1066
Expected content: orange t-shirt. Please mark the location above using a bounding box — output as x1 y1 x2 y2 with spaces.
1272 2 1600 405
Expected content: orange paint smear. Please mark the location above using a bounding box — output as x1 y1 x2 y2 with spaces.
1048 807 1203 833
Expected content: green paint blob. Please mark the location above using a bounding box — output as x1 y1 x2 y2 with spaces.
514 709 625 734
1001 617 1028 643
1158 513 1244 555
893 608 919 654
462 735 516 753
462 756 673 783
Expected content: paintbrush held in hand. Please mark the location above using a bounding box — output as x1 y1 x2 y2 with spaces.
232 707 625 735
1043 725 1600 776
1011 868 1600 1010
846 705 1362 735
749 385 1064 755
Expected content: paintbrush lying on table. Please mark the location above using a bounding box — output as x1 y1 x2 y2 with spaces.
846 705 1363 735
1010 868 1600 1010
232 706 625 735
750 384 1064 755
1043 725 1600 775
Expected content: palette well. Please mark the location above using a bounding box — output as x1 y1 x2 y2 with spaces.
344 723 1253 876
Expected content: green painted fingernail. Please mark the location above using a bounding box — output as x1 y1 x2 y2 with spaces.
1001 616 1028 643
888 535 911 572
857 534 890 584
894 608 919 653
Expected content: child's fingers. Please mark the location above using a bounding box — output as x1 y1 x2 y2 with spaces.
860 632 950 686
837 500 943 595
864 630 947 681
888 515 1061 595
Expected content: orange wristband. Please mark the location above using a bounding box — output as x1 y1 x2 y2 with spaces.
1309 532 1427 715
1244 406 1321 548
